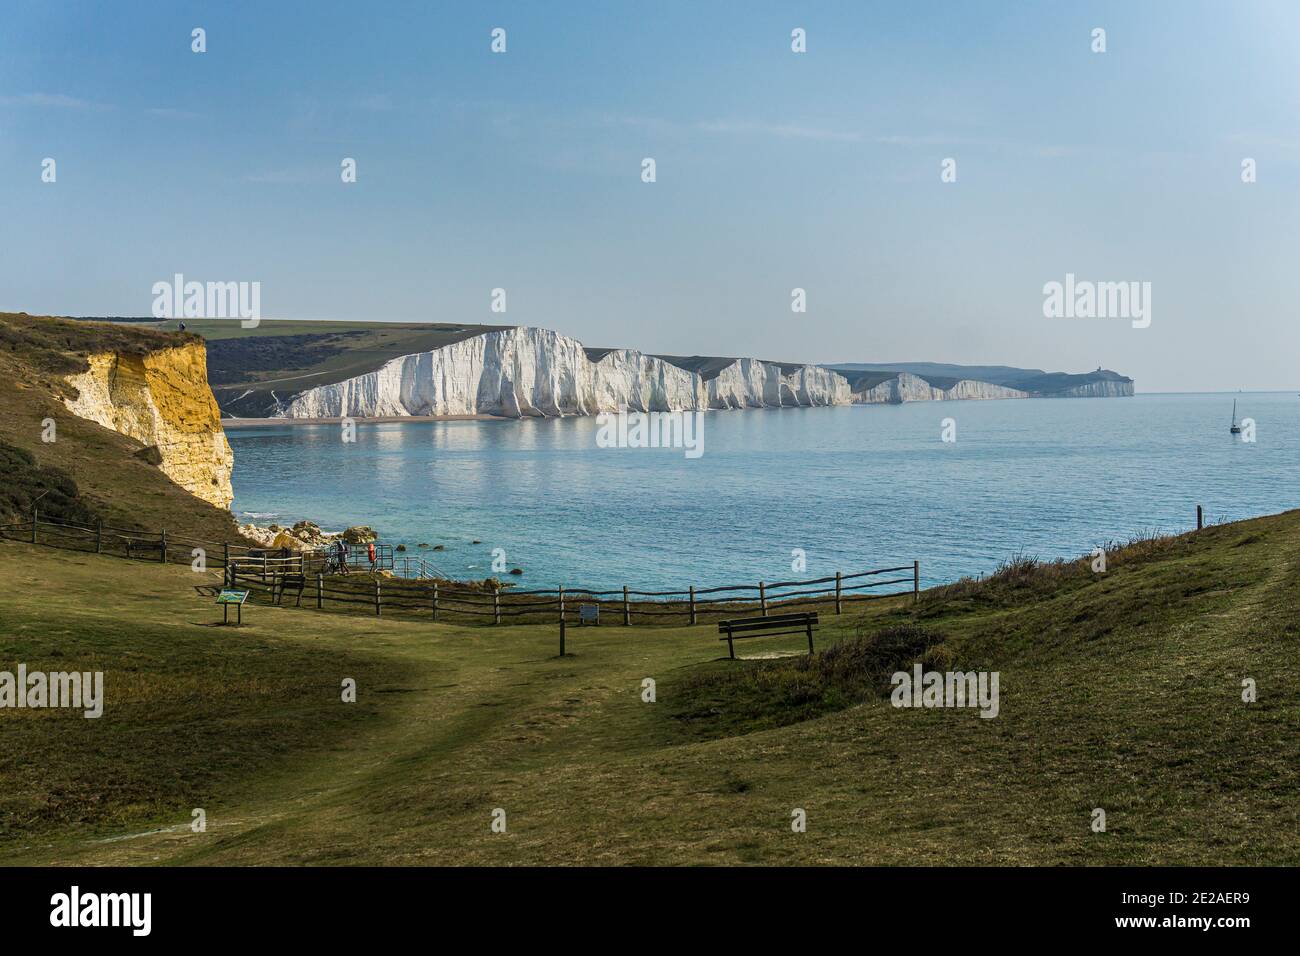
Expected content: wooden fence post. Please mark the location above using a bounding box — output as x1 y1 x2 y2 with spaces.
913 561 919 602
31 509 37 545
623 585 630 626
689 585 697 625
316 573 324 609
374 579 382 617
222 541 229 569
160 528 167 563
96 520 103 554
759 581 767 616
432 582 439 622
559 585 566 656
1197 504 1203 530
493 590 500 625
835 571 842 614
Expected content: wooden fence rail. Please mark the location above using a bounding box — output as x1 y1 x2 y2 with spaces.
3 514 921 630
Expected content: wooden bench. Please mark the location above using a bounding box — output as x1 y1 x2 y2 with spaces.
717 612 818 659
273 573 306 607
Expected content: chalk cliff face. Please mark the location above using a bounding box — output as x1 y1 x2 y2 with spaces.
589 348 705 413
269 326 1121 420
855 372 943 404
1046 380 1135 398
785 364 854 406
279 328 851 418
942 379 1029 401
704 358 852 409
64 344 234 508
852 372 1028 404
707 358 772 408
283 328 597 418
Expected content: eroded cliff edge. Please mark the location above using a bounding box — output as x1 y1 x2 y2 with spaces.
63 343 235 508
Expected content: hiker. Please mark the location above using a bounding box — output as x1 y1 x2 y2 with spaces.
335 539 349 574
367 540 377 571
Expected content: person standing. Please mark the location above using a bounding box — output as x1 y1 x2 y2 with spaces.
367 540 377 571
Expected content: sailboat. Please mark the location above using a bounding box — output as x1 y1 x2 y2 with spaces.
1230 400 1242 435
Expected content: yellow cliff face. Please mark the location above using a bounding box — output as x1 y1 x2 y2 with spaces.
63 343 235 509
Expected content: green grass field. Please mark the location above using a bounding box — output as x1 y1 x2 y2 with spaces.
2 507 1298 866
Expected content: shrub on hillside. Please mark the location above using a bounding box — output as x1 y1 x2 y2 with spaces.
0 440 100 528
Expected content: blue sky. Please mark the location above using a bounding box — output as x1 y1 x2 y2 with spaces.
3 1 1299 391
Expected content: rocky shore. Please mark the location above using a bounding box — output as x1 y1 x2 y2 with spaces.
237 519 376 551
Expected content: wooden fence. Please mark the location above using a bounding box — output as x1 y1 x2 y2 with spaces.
2 512 920 628
3 512 235 566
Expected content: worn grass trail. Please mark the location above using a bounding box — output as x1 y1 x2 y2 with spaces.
2 509 1298 865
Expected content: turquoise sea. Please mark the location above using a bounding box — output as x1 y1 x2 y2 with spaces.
226 393 1300 592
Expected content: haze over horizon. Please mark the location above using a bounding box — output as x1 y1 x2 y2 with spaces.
3 1 1298 392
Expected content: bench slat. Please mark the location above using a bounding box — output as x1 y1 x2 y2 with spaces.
718 612 817 625
717 613 818 633
717 629 813 641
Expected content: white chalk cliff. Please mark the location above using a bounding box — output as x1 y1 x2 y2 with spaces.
1048 379 1133 398
705 359 852 409
278 328 854 419
852 372 1027 404
272 326 1115 421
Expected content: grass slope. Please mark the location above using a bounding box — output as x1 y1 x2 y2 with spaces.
1 508 1297 865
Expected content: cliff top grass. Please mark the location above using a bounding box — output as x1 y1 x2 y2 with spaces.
1 311 199 377
0 312 242 542
2 504 1297 865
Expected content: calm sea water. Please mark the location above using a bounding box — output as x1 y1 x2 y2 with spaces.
226 393 1300 592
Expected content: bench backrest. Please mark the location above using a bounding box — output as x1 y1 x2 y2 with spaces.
717 612 818 634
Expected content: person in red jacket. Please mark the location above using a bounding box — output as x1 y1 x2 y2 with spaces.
367 540 377 571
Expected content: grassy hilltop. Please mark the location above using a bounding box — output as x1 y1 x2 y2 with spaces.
2 506 1297 866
